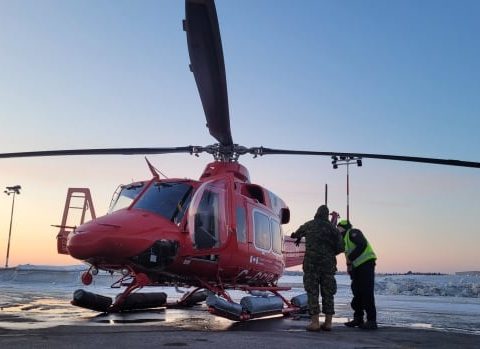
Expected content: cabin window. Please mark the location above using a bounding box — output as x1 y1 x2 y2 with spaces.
109 183 144 213
271 219 282 254
254 211 271 250
268 191 282 217
236 206 247 243
133 182 192 222
243 184 265 204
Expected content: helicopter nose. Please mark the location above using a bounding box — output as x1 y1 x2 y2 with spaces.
66 210 179 260
67 223 123 260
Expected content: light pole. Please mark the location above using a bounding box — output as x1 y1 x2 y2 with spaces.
331 156 362 221
4 185 21 268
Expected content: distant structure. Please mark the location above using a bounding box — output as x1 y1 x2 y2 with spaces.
4 185 21 268
455 271 480 276
331 155 362 221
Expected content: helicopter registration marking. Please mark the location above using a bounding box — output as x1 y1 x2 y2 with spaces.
236 269 276 283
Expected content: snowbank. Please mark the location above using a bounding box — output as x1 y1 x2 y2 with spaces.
375 275 480 298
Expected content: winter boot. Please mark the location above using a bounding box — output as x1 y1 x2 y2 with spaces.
359 320 378 330
344 316 364 328
306 314 321 331
320 314 333 331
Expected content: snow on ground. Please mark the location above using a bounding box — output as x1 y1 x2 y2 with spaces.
0 265 479 334
376 274 480 298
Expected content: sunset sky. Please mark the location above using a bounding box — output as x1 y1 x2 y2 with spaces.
1 0 479 273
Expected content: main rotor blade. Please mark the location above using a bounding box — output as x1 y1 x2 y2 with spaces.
184 0 233 146
0 147 195 159
255 147 480 169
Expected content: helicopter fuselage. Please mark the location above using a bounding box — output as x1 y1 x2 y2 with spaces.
65 161 292 287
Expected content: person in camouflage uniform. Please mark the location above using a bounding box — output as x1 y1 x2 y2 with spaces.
290 205 344 331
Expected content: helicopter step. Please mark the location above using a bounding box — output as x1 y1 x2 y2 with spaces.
166 289 208 308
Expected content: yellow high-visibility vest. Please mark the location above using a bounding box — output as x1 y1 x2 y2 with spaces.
344 229 376 267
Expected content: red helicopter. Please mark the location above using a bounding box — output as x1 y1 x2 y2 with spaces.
1 0 479 320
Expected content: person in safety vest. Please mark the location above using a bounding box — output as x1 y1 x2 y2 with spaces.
337 220 378 330
290 205 344 331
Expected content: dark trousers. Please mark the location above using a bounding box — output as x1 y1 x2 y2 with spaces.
350 260 376 321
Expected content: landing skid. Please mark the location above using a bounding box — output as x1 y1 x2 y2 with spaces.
71 270 307 321
72 273 208 313
204 285 302 321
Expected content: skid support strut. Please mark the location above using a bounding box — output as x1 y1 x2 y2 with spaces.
108 272 151 312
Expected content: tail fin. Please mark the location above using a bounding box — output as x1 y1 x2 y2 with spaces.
283 236 305 268
283 213 339 268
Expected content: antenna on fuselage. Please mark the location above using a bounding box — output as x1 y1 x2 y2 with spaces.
145 157 168 179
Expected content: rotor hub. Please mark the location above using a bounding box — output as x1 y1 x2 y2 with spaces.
191 143 257 162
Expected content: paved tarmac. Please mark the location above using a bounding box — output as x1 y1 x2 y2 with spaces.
1 314 478 349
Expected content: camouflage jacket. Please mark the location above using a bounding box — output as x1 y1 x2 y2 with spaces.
291 217 344 273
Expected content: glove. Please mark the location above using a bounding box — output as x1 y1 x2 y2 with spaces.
295 238 302 247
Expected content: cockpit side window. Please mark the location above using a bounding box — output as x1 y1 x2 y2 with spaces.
133 182 193 223
109 183 144 213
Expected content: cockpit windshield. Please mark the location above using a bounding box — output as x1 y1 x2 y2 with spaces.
133 182 193 224
109 183 145 213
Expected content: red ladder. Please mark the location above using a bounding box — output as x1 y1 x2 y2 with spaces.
55 188 96 255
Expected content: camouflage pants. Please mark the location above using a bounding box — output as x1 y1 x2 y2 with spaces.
303 270 337 315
